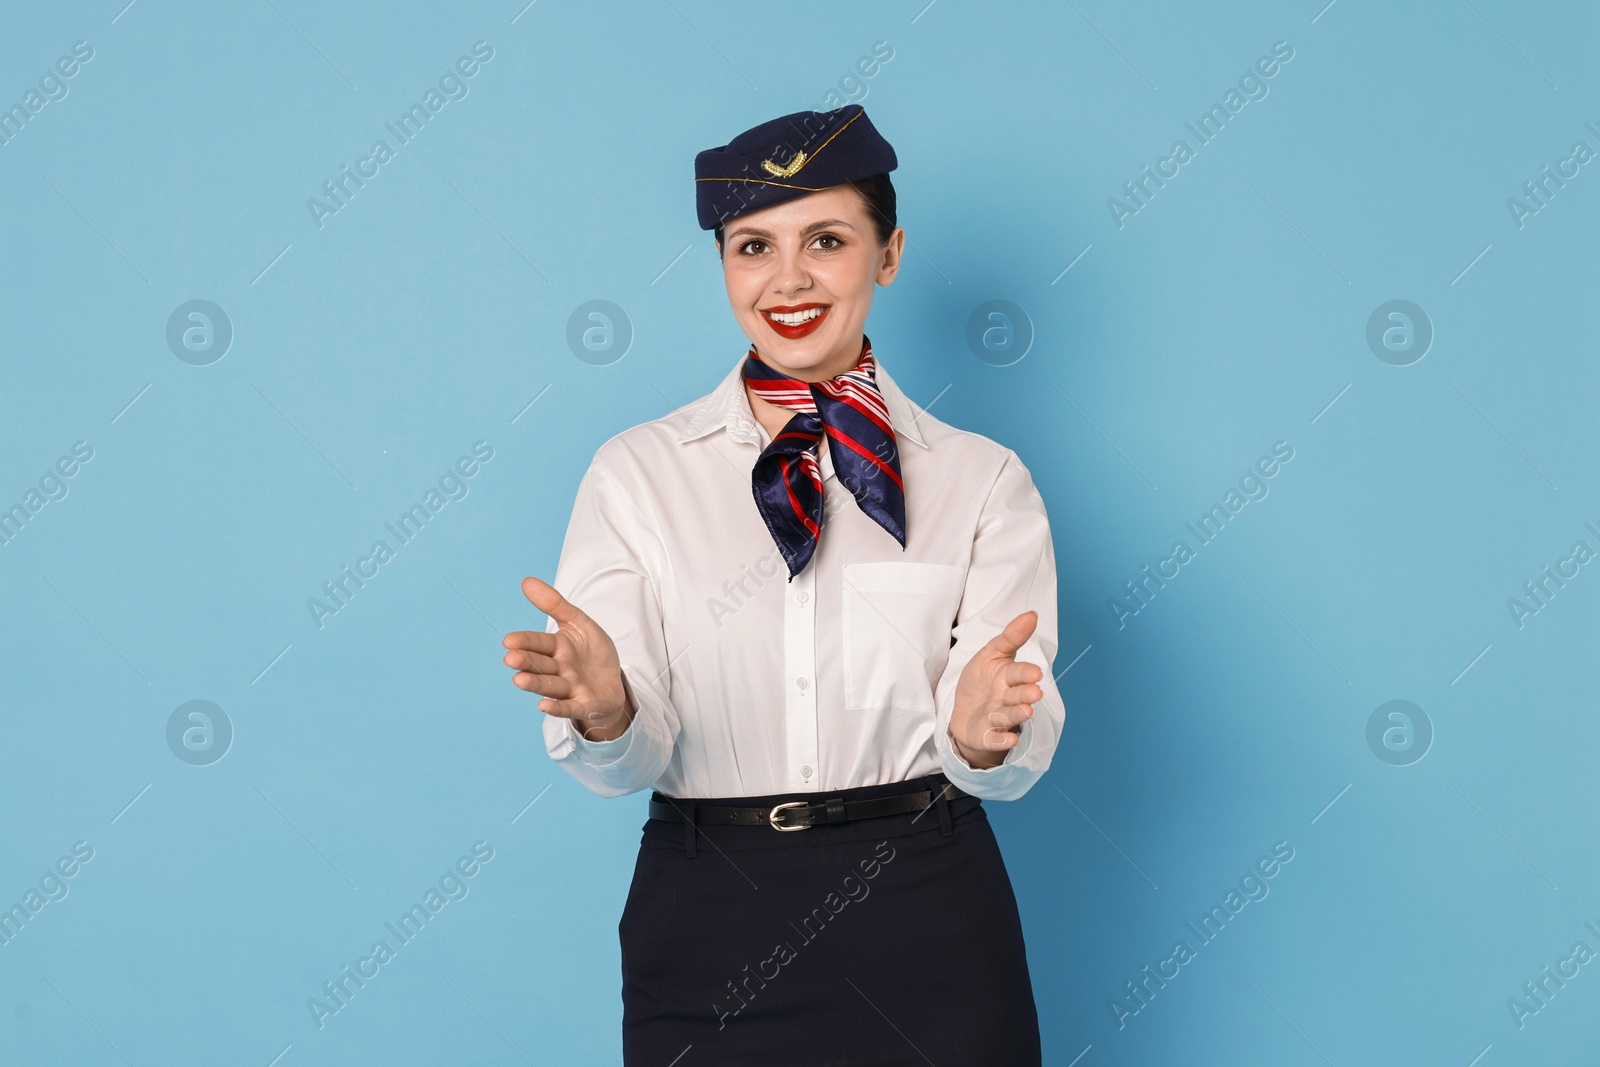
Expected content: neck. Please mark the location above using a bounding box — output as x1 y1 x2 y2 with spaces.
747 386 804 445
744 332 866 444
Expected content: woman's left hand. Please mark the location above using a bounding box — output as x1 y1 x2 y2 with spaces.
948 611 1044 769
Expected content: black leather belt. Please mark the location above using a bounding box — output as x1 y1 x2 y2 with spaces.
649 780 968 831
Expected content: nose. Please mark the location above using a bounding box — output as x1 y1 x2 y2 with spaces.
770 244 812 299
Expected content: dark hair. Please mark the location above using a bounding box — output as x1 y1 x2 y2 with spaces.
715 172 897 255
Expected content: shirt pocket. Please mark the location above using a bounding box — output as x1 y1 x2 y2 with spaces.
842 561 965 713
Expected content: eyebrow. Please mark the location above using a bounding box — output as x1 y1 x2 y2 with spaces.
725 218 859 241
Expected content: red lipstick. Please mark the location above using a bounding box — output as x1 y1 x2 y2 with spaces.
760 302 831 340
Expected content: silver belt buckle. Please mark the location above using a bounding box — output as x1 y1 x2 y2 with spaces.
768 800 810 831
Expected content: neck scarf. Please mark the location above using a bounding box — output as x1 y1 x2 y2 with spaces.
742 335 906 579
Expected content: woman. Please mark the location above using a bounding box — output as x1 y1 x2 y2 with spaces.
502 104 1063 1064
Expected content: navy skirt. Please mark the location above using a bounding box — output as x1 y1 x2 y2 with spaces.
618 772 1042 1066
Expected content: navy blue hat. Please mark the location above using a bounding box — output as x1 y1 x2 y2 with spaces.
694 104 897 231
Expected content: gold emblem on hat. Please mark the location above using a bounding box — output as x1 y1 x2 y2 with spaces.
761 149 808 178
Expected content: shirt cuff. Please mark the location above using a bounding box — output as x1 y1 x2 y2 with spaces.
559 668 646 767
947 716 1034 773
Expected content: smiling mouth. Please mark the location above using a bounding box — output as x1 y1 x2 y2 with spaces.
762 304 828 324
761 303 831 338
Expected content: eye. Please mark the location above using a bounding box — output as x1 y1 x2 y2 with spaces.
737 239 768 256
812 233 844 250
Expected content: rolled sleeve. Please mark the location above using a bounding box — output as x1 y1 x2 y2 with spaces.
540 452 679 798
933 450 1065 801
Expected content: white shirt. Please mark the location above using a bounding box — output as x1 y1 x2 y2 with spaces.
542 348 1065 802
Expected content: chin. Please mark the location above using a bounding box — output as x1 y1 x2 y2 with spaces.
777 337 830 361
757 324 842 359
770 348 832 377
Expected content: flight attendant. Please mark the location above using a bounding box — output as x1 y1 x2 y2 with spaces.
502 104 1064 1065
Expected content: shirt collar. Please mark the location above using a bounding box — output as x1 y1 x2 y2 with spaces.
672 346 931 450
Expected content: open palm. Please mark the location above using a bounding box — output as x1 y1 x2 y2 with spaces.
501 576 634 741
949 610 1043 769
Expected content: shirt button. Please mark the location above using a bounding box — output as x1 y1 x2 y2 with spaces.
797 591 809 604
796 676 809 691
801 765 813 778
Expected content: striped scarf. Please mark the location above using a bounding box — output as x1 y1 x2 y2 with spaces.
742 335 906 579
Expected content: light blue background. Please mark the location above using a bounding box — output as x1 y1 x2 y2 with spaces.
3 1 1597 1064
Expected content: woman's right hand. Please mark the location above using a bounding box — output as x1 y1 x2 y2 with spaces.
503 576 636 741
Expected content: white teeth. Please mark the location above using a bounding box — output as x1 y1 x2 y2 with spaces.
765 307 825 326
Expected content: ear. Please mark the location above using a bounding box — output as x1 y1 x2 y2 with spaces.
875 227 905 286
